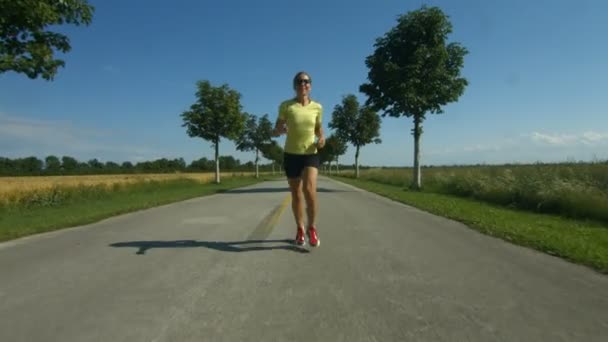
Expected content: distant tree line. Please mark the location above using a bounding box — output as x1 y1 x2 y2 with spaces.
0 155 282 176
0 154 373 177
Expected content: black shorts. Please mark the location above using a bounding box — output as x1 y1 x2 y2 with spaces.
283 153 320 179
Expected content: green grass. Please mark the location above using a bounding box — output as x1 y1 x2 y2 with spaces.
330 175 608 274
339 162 608 223
0 176 272 242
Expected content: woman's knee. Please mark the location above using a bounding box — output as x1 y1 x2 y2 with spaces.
303 184 316 199
290 188 304 202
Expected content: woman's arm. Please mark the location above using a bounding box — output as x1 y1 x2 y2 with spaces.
315 124 325 148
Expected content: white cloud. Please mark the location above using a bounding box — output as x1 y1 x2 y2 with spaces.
0 112 170 162
427 136 521 156
581 131 608 144
531 132 577 145
0 112 103 144
419 130 608 165
462 144 502 152
531 131 608 146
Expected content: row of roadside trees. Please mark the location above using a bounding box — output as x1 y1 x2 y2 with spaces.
179 5 468 188
2 3 468 189
179 81 381 183
180 81 374 183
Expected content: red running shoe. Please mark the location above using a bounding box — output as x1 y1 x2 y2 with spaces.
307 226 320 247
294 227 305 246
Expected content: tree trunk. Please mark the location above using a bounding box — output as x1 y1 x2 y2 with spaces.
214 139 220 184
412 116 422 189
271 163 275 175
355 145 360 178
255 149 259 179
336 157 339 175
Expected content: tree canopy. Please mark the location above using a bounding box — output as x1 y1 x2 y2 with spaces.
329 94 381 178
318 134 348 175
0 0 95 80
236 113 273 178
259 140 284 174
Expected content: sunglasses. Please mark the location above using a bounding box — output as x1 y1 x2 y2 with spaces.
295 79 311 85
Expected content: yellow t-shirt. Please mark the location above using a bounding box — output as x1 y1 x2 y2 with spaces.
278 98 323 154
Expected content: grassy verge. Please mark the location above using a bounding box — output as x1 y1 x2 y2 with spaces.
330 176 608 274
0 176 273 242
338 163 608 223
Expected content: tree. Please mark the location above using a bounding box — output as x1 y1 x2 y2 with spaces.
243 161 254 171
318 140 333 173
327 135 348 175
121 161 134 172
44 155 61 174
104 161 120 173
77 161 89 173
236 113 273 178
61 155 78 173
181 80 246 183
318 134 347 175
360 5 468 189
219 155 239 170
171 158 187 171
87 158 103 171
1 0 95 80
17 156 43 174
0 157 13 175
189 157 214 171
260 140 284 175
329 94 381 178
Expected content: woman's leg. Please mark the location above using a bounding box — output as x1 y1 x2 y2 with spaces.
301 166 318 227
288 177 306 246
302 166 320 246
287 177 304 228
284 153 304 229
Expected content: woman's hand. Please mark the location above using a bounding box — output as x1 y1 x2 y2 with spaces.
273 121 287 136
317 135 325 148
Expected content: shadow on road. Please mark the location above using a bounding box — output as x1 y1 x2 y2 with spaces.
220 187 350 194
109 239 309 255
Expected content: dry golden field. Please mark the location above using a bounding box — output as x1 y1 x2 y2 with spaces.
0 172 256 205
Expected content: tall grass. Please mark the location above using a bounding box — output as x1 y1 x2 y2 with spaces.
340 162 608 223
2 182 147 210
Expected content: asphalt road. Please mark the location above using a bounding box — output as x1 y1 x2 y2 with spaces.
1 177 607 342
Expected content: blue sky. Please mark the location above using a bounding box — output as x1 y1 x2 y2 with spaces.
1 0 607 167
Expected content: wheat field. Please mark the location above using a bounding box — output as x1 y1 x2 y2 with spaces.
0 172 256 206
